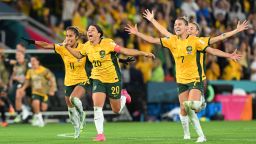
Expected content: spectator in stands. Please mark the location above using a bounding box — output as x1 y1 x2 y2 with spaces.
250 48 256 81
206 55 220 80
181 0 199 18
62 0 80 29
72 0 94 31
150 58 164 82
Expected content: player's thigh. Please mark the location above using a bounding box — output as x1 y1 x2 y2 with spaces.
177 83 189 104
178 90 189 107
70 85 86 98
188 81 204 101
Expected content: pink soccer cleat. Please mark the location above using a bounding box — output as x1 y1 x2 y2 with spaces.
121 89 131 104
93 134 106 141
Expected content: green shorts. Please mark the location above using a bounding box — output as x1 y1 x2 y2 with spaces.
32 94 48 103
65 81 90 97
92 79 121 99
177 81 204 95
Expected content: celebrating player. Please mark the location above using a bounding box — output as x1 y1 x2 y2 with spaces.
125 15 241 142
142 9 248 141
22 26 89 138
65 24 155 141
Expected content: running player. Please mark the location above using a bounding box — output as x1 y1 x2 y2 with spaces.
65 24 155 141
22 26 89 138
125 17 241 142
16 56 55 127
142 9 248 141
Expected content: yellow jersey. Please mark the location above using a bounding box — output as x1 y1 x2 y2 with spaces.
161 35 209 84
198 37 210 81
54 43 89 86
26 66 51 97
80 38 121 83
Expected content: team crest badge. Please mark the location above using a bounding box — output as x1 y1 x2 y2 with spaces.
99 50 106 58
186 46 192 54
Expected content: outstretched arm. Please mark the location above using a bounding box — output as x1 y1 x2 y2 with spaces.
125 24 161 44
22 37 54 49
205 47 241 61
209 20 249 44
143 9 172 37
118 46 155 59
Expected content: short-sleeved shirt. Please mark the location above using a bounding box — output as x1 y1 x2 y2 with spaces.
26 66 52 97
160 35 210 84
80 38 121 83
54 43 89 86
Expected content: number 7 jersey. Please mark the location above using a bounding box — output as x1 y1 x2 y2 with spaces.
54 43 89 86
160 35 210 84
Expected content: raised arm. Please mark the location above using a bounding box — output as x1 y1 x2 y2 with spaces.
143 9 172 37
205 47 241 61
118 46 155 59
209 20 249 44
22 37 54 49
125 24 161 44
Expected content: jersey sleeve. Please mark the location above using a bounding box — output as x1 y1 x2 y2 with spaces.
196 37 210 51
54 43 63 54
160 35 175 50
106 38 118 52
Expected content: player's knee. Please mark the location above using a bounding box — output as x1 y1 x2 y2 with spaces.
112 109 120 114
186 101 202 111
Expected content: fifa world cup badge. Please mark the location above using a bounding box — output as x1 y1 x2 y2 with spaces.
186 46 192 54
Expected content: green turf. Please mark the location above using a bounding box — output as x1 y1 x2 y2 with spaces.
1 121 256 144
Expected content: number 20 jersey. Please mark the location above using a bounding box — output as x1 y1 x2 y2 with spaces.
80 38 121 83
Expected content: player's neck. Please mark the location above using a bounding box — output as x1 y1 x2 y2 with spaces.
91 38 101 46
179 33 189 40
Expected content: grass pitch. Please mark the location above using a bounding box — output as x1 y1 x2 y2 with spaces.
1 121 256 144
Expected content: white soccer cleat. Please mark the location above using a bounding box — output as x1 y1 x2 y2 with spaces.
184 135 191 140
196 136 207 143
22 108 30 120
74 127 80 139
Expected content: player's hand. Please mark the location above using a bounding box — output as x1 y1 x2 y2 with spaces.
21 37 35 45
119 57 136 65
49 90 55 96
236 20 249 32
143 9 155 22
142 52 155 59
229 49 241 62
125 24 138 35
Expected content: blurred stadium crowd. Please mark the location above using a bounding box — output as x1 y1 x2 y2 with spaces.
3 0 256 82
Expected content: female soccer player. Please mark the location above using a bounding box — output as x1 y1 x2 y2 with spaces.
125 17 241 142
17 56 55 127
65 24 155 141
142 9 248 141
22 26 89 138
